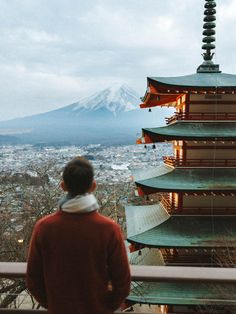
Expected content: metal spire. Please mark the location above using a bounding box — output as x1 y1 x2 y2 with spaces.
202 0 216 61
197 0 221 73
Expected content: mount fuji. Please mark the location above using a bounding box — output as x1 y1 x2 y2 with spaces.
0 84 173 145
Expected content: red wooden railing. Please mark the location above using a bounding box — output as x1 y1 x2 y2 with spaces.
160 195 236 215
166 112 236 124
163 156 236 167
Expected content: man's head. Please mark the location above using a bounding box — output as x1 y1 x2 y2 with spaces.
61 157 96 197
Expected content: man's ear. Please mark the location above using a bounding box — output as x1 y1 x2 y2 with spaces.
89 180 97 193
60 181 68 191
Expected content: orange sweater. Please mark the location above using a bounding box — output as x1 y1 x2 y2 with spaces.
26 210 131 314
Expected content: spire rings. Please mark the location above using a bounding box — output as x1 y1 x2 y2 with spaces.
202 0 217 61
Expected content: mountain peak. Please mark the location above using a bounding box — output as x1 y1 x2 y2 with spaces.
72 83 140 113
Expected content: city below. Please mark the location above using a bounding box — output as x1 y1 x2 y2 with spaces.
0 143 172 183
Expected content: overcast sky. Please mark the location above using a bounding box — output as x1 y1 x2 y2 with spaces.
1 0 236 120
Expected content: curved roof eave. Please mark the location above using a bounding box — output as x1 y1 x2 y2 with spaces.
127 281 236 306
127 215 236 248
136 168 236 193
148 72 236 89
142 122 236 143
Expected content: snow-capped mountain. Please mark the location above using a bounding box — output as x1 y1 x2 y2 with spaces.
72 83 139 113
0 84 173 145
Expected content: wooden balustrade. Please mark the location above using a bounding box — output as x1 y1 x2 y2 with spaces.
160 195 236 215
160 195 171 210
0 263 236 313
166 112 236 124
163 156 236 167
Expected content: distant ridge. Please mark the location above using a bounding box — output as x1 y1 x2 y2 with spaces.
0 84 173 145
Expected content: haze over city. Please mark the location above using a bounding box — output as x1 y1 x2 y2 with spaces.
1 0 236 121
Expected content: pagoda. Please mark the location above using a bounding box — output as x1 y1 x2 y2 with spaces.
125 1 236 313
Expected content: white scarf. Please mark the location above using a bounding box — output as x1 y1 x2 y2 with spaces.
59 193 99 213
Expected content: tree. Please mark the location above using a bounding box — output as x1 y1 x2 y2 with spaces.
0 160 61 308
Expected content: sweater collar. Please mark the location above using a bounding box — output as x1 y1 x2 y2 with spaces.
58 193 99 213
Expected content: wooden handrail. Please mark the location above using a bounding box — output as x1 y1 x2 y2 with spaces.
163 156 236 167
161 195 236 210
1 263 236 313
0 262 26 278
166 112 236 124
0 311 147 314
0 311 46 313
0 310 150 314
160 194 236 214
1 263 236 283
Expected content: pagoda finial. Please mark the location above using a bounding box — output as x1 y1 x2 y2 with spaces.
197 0 221 73
202 0 216 62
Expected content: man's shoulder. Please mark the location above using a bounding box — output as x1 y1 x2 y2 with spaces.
93 212 120 230
34 211 59 229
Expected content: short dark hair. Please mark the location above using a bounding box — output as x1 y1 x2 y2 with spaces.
62 157 94 197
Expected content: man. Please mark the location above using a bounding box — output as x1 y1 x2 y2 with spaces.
26 157 131 314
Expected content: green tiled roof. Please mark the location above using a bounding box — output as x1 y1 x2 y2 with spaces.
136 168 236 192
128 281 236 305
143 122 236 142
149 72 236 88
127 215 236 248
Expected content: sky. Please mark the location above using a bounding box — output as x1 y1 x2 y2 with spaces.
1 0 236 120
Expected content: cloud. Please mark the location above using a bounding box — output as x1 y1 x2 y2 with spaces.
13 29 60 44
0 63 88 120
0 0 235 120
218 0 236 20
78 3 184 50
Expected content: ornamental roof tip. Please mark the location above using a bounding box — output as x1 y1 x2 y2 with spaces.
197 62 221 73
197 0 220 72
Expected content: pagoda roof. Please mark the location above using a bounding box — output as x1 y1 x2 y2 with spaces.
149 72 236 89
136 168 236 194
125 204 170 239
140 72 236 108
140 122 236 143
132 164 172 182
127 215 236 249
128 281 236 306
